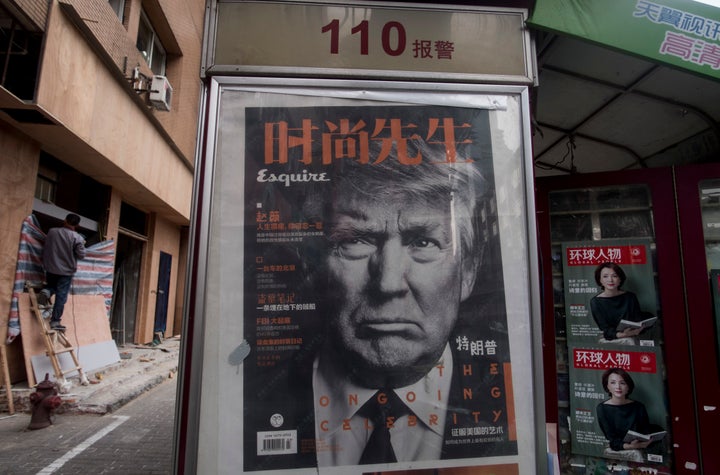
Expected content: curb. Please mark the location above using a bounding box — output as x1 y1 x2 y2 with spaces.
2 340 180 416
69 358 178 415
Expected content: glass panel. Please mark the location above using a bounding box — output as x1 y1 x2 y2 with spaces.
136 16 153 64
550 214 593 241
700 182 720 243
34 176 55 202
551 244 563 274
150 37 166 75
594 187 650 210
136 11 166 75
550 189 592 212
698 180 720 370
552 275 565 306
598 210 654 238
548 185 673 473
187 83 542 473
108 0 125 21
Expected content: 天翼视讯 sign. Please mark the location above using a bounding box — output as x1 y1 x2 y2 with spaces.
529 0 720 81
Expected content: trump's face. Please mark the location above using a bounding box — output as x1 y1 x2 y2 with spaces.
324 193 476 388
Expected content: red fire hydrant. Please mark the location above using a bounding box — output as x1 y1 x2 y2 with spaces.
28 373 62 430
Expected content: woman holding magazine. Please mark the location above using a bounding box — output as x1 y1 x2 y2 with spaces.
596 368 658 461
590 262 654 344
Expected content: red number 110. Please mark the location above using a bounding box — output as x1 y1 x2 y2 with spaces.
322 19 406 56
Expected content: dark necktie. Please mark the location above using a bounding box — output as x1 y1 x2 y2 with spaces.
357 389 409 465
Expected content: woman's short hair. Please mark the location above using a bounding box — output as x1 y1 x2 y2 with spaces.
594 262 626 289
601 367 635 396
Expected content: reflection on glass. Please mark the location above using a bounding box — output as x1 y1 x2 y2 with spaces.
548 184 671 471
700 180 720 261
551 214 593 241
553 276 565 306
598 211 654 238
698 180 720 375
595 187 650 210
550 190 592 212
551 245 563 274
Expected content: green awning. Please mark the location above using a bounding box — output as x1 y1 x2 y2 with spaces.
528 0 720 81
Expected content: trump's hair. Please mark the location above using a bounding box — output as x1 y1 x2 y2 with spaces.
302 138 488 266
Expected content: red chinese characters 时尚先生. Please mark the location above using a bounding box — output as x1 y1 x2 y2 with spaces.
263 117 475 167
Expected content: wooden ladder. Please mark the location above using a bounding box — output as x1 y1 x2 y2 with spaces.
25 283 89 389
0 344 13 414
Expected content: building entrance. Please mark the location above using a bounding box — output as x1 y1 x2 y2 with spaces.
110 234 144 346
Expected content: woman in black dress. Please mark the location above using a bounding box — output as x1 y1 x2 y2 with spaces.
590 262 644 343
596 368 651 452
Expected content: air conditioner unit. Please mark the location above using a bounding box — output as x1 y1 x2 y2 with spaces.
149 75 173 111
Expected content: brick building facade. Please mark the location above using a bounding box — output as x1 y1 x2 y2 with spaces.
0 0 204 381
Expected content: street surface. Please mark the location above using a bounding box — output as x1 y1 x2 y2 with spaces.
0 378 177 474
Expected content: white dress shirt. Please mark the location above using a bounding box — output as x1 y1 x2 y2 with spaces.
313 344 453 466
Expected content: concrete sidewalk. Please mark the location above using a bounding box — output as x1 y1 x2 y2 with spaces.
2 336 180 416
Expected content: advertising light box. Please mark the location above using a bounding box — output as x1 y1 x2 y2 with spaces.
176 77 545 474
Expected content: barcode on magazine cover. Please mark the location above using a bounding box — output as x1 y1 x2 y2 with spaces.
257 430 297 455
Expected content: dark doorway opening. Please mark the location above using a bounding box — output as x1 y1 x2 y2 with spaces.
110 234 144 345
153 251 172 344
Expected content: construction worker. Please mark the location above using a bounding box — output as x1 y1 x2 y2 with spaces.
38 213 86 331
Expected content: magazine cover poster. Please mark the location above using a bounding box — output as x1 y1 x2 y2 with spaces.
561 240 659 348
239 104 518 471
568 346 671 468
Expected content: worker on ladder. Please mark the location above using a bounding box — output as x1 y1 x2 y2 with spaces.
37 213 86 332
